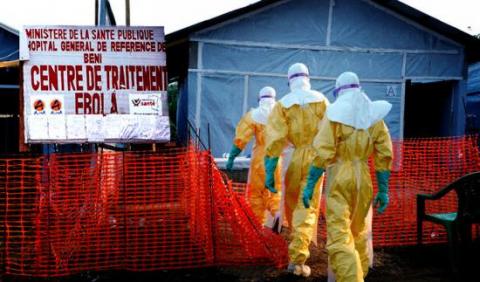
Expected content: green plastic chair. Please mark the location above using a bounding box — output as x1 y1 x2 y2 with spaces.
417 171 480 273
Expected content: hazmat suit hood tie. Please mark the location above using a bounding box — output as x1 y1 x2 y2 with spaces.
326 84 392 130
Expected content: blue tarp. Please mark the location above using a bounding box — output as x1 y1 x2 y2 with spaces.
466 94 480 131
468 62 480 94
0 25 18 62
179 0 467 157
466 63 480 132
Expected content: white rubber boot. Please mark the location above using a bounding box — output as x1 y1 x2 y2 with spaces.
287 263 311 277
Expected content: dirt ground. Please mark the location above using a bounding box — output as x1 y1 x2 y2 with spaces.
3 239 478 282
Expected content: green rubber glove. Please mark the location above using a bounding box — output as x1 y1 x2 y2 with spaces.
264 156 279 193
226 145 242 172
374 170 390 214
302 166 325 208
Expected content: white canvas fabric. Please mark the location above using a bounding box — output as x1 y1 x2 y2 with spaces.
251 98 276 124
327 72 391 129
251 86 276 125
280 63 327 108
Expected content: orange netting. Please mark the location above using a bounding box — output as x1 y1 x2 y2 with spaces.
370 136 480 246
234 136 480 247
0 146 288 277
0 136 479 277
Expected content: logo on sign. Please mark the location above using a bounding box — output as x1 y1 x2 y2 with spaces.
50 99 63 114
131 98 156 107
33 99 46 114
129 93 162 115
132 99 141 106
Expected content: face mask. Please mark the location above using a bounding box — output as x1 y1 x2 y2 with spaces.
259 98 275 110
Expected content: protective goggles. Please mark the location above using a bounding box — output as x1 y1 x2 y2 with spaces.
287 72 309 86
288 72 309 80
258 94 275 102
333 83 360 98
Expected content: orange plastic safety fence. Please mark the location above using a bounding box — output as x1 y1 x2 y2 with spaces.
0 136 478 277
233 136 480 247
370 136 480 246
318 136 480 246
0 146 288 277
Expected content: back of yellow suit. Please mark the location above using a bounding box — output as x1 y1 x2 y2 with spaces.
311 72 393 282
265 63 329 269
232 110 282 224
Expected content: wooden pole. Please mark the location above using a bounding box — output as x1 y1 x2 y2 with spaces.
18 61 28 152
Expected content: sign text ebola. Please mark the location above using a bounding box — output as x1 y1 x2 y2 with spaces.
20 26 170 143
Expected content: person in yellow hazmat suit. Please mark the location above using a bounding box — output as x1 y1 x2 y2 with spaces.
264 62 329 277
226 86 282 225
302 71 393 282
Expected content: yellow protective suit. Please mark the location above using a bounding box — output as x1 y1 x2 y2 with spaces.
233 111 281 224
312 119 393 282
265 100 328 265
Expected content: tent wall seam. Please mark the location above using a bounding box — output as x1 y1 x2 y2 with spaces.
190 38 460 55
195 42 203 131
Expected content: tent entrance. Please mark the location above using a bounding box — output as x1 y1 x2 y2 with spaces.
404 80 455 138
0 89 19 153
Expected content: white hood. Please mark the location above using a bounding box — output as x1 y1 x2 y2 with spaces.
279 62 328 108
279 81 328 109
326 88 391 129
251 98 276 125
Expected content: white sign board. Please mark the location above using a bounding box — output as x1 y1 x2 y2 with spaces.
20 26 170 143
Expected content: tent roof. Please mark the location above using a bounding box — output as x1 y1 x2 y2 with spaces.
0 22 19 36
0 22 19 67
166 0 480 62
